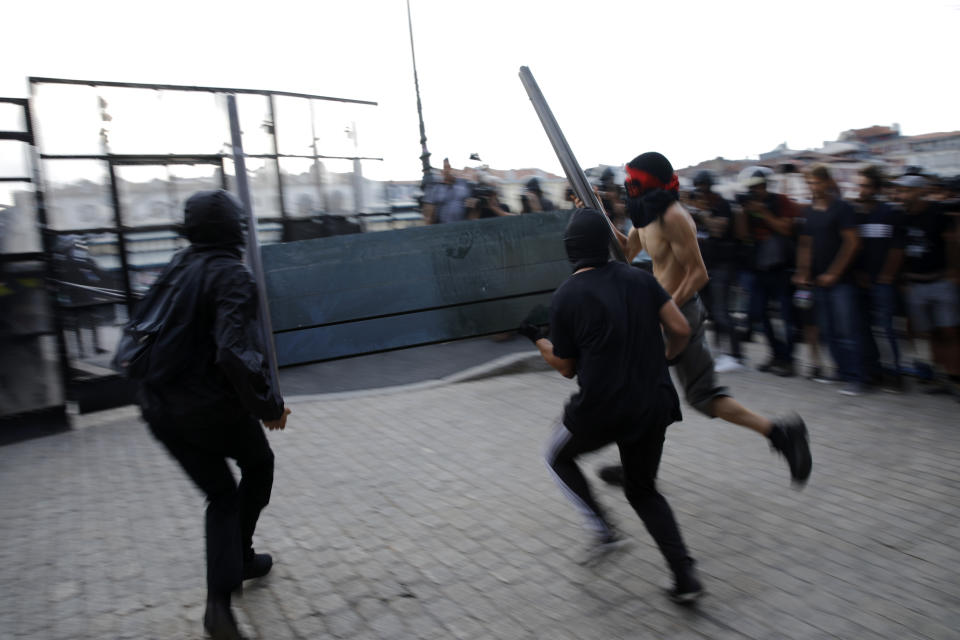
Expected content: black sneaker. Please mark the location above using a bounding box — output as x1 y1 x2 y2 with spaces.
204 596 246 640
242 552 273 580
581 528 630 566
757 358 778 373
597 464 625 487
770 414 812 487
668 560 704 605
881 374 904 394
772 361 796 377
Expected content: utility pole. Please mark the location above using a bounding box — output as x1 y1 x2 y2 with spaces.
406 0 432 188
346 121 364 214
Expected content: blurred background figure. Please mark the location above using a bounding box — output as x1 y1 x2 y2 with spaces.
855 165 905 391
895 174 960 396
690 170 743 372
468 175 513 219
596 167 628 233
737 167 797 376
52 235 118 358
521 177 555 213
422 158 472 224
795 165 863 395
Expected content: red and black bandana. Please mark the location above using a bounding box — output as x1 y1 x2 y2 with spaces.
624 165 680 198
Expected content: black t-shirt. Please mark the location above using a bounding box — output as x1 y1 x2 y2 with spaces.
550 262 681 437
903 203 951 278
856 201 904 280
802 198 857 280
745 192 795 271
705 195 736 265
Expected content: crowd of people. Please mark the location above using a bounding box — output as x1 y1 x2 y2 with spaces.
424 155 960 399
685 165 960 398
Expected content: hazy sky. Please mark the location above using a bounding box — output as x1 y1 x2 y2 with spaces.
2 0 958 183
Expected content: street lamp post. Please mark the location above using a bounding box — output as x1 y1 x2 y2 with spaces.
406 0 432 188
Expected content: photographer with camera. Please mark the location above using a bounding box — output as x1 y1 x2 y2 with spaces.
737 168 799 377
520 177 555 213
468 179 513 219
597 167 628 232
690 170 742 371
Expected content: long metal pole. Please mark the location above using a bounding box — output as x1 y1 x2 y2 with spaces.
406 0 432 184
23 94 72 409
227 94 281 392
518 66 626 263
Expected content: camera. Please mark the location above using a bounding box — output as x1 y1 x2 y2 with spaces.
471 183 496 202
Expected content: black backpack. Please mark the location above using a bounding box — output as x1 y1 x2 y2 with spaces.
111 249 222 383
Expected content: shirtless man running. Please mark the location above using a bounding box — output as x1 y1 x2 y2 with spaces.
597 152 811 487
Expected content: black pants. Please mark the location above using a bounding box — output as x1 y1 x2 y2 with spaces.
148 410 274 596
545 419 692 574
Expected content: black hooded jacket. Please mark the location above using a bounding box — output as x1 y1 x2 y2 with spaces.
139 190 284 423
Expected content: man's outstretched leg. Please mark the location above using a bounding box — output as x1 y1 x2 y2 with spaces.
600 295 811 488
710 398 811 486
619 426 702 604
545 421 625 563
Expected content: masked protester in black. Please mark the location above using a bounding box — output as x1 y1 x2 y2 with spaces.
520 208 706 603
139 190 290 640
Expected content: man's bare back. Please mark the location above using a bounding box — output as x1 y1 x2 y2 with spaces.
626 201 708 307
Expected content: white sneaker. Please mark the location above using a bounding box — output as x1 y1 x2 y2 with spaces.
714 354 745 373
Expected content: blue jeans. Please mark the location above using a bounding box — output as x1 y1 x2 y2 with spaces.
708 262 741 359
750 269 794 364
861 283 901 378
814 283 863 384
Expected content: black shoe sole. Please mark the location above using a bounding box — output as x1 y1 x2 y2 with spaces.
667 588 704 605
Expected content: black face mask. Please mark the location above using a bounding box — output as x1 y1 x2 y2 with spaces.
626 188 678 228
564 208 610 271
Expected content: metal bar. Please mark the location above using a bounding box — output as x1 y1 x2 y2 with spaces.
308 102 326 212
0 132 31 141
518 66 626 263
272 288 559 334
0 98 28 106
246 153 384 161
0 176 32 182
0 252 45 262
29 76 377 106
267 95 288 224
40 153 224 164
23 94 72 407
227 94 281 394
40 152 384 163
105 162 136 308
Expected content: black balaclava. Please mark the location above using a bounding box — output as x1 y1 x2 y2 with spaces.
625 151 679 228
564 208 611 271
183 190 246 251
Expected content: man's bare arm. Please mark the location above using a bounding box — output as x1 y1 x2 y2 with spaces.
793 235 812 286
626 227 643 262
659 299 691 361
534 338 576 378
663 207 710 306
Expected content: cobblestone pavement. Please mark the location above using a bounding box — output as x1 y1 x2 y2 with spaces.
2 352 959 639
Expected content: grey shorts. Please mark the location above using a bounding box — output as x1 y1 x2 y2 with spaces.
907 280 960 333
674 296 731 417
